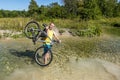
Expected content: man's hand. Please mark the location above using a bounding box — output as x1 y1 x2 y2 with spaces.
57 40 61 43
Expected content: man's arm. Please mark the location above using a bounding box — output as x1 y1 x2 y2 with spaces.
53 32 61 43
44 26 49 32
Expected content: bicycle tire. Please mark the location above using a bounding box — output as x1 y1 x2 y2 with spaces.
34 46 53 66
24 21 40 39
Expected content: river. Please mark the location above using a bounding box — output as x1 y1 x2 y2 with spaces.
0 38 120 80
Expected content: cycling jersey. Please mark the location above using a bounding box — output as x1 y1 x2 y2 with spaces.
44 29 54 44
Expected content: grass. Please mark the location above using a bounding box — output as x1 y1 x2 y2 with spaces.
103 26 120 36
97 17 120 36
0 17 120 29
0 18 30 31
0 17 120 37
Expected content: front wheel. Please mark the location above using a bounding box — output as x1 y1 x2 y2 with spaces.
24 21 40 39
34 46 53 66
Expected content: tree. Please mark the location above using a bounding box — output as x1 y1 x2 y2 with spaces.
63 0 78 18
0 10 4 18
63 0 102 19
81 0 101 20
28 0 39 18
98 0 117 17
113 2 120 17
47 2 67 18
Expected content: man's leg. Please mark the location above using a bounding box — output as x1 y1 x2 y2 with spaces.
44 52 49 64
44 44 51 64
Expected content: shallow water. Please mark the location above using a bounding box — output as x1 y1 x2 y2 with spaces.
4 58 120 80
0 38 120 80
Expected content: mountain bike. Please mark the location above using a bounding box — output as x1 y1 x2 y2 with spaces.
24 21 58 66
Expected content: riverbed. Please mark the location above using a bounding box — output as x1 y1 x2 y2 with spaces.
0 37 120 80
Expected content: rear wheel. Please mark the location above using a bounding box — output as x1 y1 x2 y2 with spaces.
24 21 40 39
34 46 53 66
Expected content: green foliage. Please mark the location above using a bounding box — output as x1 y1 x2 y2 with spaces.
0 18 30 31
54 19 102 37
114 2 120 17
3 32 11 38
69 25 101 37
104 27 120 36
28 0 39 18
0 17 120 38
63 0 78 17
47 3 67 18
98 0 117 17
0 10 28 18
82 0 102 20
63 0 120 19
0 34 2 39
112 22 120 27
0 0 120 19
28 0 39 13
11 34 24 39
100 17 120 36
59 29 65 34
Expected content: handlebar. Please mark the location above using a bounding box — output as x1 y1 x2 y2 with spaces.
32 23 61 45
42 23 48 27
32 38 60 45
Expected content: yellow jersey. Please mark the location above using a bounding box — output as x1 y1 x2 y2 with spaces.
44 29 54 44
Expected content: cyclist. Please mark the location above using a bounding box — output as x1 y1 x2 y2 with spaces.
43 23 60 64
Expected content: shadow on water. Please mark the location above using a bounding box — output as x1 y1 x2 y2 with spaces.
9 49 35 64
9 49 34 59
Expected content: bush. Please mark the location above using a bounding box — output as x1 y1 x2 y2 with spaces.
112 23 120 27
69 25 101 37
11 35 20 39
59 29 65 35
11 33 25 39
3 32 11 38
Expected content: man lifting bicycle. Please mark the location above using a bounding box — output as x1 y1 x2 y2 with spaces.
43 23 61 64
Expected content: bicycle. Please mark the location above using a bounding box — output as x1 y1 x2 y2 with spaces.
24 21 58 66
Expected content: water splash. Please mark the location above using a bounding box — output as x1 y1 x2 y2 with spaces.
1 38 120 80
4 58 120 80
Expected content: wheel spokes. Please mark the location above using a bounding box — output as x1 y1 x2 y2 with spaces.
24 21 40 39
35 48 52 66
